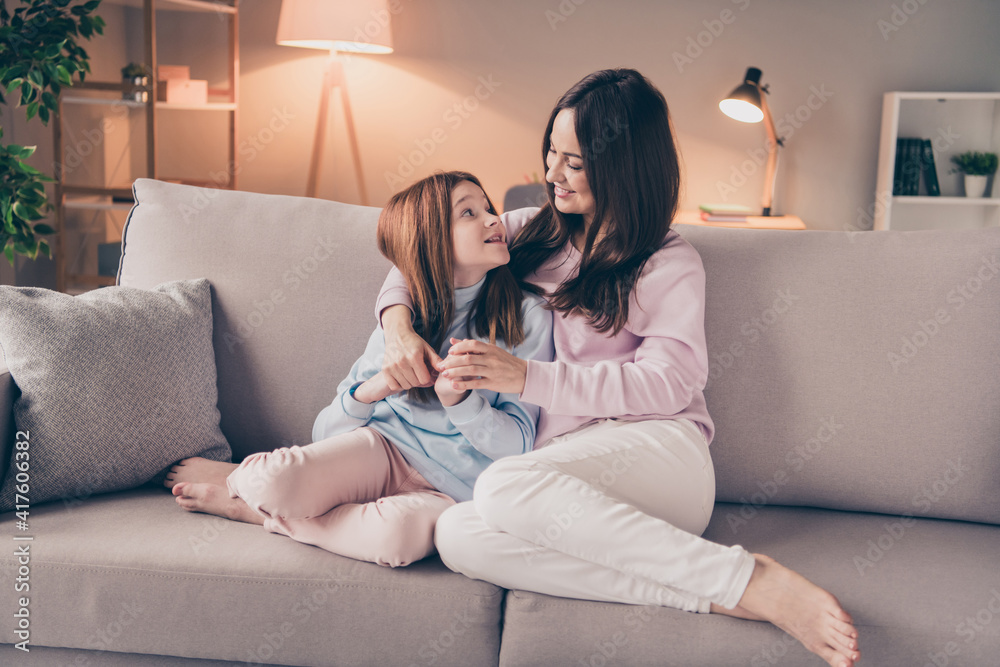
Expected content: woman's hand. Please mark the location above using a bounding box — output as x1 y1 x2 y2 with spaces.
437 338 528 395
381 304 443 392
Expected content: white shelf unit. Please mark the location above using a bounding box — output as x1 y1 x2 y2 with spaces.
874 92 1000 231
53 0 239 292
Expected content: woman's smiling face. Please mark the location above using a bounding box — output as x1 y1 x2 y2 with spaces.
545 108 596 226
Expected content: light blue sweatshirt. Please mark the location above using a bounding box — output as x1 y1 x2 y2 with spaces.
312 276 554 502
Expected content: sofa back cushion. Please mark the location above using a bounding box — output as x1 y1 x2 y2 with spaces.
675 224 1000 526
121 180 388 460
120 182 1000 525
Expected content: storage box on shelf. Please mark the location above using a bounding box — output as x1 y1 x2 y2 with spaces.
53 0 239 293
875 91 1000 231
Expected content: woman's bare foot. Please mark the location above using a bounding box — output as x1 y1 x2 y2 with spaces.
721 554 860 667
164 457 238 489
172 482 264 525
710 602 765 621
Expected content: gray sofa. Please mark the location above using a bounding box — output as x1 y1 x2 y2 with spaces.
2 178 999 666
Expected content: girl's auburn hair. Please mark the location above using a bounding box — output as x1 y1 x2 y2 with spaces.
377 171 535 402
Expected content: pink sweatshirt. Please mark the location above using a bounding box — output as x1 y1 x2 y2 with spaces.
376 207 714 447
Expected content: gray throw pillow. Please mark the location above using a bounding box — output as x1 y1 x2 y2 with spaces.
0 278 231 511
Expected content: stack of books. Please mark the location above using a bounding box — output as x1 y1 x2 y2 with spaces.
698 204 756 222
893 137 940 196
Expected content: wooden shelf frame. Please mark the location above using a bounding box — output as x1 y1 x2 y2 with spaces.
52 0 239 293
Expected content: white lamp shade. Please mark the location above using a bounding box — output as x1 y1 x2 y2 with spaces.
277 0 394 53
719 98 763 123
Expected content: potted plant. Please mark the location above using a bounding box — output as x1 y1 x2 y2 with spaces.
121 62 150 102
950 151 998 198
0 0 106 266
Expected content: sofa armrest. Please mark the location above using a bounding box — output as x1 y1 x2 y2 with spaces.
0 362 16 488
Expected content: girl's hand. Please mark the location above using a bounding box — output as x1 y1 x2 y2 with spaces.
352 371 396 404
434 369 469 407
436 338 528 395
381 305 443 392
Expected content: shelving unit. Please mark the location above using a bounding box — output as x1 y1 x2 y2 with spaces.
874 92 1000 231
52 0 239 293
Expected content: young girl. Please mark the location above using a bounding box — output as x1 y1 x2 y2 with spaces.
166 171 553 568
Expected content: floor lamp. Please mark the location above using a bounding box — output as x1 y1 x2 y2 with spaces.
719 67 784 216
276 0 394 204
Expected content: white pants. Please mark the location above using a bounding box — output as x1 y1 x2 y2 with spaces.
434 418 755 612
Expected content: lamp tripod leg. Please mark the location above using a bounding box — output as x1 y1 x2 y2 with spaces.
305 57 334 199
304 56 369 205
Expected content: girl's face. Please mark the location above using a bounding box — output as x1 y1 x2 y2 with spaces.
545 108 596 227
451 180 508 288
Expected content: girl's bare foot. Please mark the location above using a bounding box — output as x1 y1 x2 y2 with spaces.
164 457 238 489
728 554 859 667
172 482 264 525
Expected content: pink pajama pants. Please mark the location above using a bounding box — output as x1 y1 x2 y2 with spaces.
226 427 455 567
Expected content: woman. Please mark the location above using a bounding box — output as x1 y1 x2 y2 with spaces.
167 171 552 568
376 70 860 666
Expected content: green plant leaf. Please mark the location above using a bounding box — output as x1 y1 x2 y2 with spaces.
44 41 63 59
12 201 31 221
55 64 72 85
33 223 55 235
4 244 14 266
16 161 42 176
6 144 34 159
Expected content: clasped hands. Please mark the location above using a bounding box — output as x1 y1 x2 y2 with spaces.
435 337 528 396
371 333 528 406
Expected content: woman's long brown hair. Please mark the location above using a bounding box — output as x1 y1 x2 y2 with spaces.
377 171 533 402
509 68 681 335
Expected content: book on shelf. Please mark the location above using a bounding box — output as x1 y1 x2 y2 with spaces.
920 138 940 196
698 203 755 215
700 212 749 222
894 138 921 195
698 203 754 221
894 137 940 196
892 138 906 195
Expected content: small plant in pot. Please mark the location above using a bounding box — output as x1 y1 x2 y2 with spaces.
950 151 998 198
121 62 150 102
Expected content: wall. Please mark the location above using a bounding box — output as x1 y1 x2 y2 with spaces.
4 0 1000 286
231 0 1000 231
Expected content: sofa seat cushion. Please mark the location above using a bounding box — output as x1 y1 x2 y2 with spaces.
498 503 1000 666
0 488 503 667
